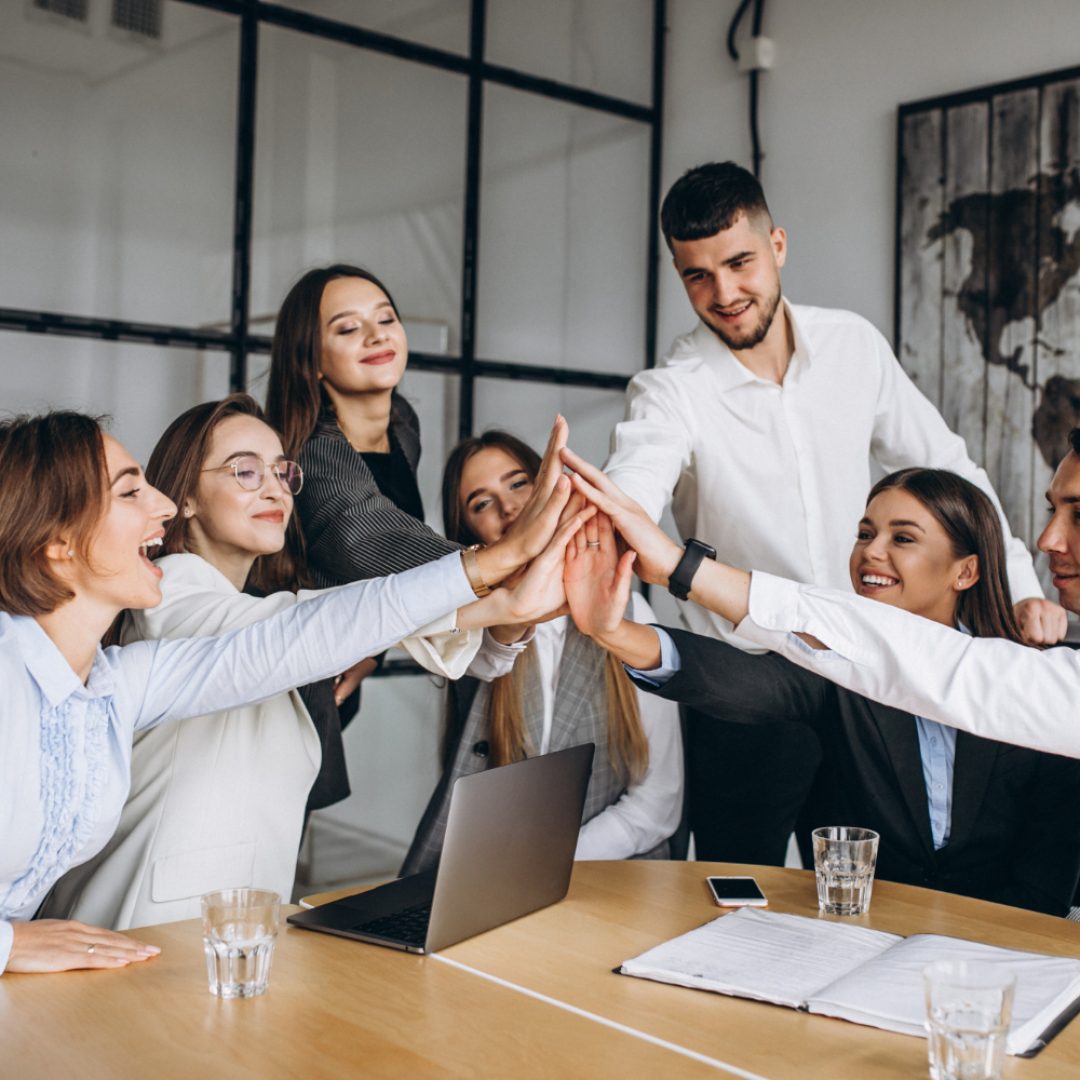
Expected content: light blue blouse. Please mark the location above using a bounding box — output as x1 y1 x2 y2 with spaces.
0 553 473 972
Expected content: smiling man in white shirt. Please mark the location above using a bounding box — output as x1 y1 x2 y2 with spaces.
605 160 1066 866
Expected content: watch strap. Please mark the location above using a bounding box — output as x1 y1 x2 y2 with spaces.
668 538 716 601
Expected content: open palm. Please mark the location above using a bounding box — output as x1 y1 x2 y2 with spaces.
564 512 635 638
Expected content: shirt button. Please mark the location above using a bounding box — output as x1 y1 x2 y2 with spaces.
935 784 943 791
930 737 938 746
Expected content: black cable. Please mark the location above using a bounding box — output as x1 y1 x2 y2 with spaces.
726 0 755 61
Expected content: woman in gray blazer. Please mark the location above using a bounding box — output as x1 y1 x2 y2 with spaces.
265 265 566 801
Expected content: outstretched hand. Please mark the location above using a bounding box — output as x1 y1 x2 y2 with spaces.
559 446 682 587
8 918 160 973
479 416 570 582
564 512 636 638
486 493 596 628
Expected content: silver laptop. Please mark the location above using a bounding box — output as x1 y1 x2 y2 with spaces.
287 743 594 954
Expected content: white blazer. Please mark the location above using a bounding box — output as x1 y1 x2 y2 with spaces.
40 554 488 930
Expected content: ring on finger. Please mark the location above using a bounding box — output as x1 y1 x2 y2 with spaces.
586 541 601 548
86 943 97 954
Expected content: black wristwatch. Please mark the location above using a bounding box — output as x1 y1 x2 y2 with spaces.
668 538 717 601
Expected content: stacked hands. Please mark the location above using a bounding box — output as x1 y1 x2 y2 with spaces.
464 426 697 669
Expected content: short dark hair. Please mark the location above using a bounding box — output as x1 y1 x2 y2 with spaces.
660 161 772 252
0 411 108 615
1070 427 1080 456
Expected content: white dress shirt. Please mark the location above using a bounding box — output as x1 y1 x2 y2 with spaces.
605 303 1042 647
736 571 1080 760
0 553 474 972
479 594 683 859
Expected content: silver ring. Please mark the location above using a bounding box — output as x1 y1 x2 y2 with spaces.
585 541 601 548
86 943 96 954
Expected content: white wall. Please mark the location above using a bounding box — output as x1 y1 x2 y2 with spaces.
659 0 1080 351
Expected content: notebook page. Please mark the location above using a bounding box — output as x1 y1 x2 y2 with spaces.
807 933 1080 1054
620 908 901 1008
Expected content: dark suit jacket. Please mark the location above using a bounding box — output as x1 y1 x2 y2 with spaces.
295 393 460 809
630 628 1080 916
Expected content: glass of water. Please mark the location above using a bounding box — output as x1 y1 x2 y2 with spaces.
924 960 1016 1080
812 826 879 916
201 888 281 998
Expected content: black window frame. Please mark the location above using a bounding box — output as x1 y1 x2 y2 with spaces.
1 0 666 414
0 0 666 671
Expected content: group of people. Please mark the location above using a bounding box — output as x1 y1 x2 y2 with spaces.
4 160 1080 977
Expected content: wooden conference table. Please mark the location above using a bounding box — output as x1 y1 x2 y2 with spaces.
4 862 1080 1079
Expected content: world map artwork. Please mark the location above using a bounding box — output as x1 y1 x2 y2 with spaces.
898 71 1080 556
927 167 1080 469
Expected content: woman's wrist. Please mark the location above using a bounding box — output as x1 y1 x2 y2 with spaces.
591 620 663 670
474 537 522 586
457 589 511 631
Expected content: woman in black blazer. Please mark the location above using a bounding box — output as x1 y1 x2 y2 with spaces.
266 265 563 805
566 468 1080 915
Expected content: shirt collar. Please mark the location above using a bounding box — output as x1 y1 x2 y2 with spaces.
692 299 812 392
9 614 115 706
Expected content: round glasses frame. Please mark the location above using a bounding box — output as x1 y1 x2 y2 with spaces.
202 455 304 495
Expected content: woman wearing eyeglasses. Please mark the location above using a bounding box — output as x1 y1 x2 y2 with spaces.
40 396 533 931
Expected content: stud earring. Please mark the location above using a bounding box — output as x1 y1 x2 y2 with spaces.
67 550 74 558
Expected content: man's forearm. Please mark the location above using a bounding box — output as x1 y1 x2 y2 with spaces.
592 620 663 670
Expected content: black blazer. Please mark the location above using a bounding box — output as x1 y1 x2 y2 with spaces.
295 393 460 809
630 628 1080 916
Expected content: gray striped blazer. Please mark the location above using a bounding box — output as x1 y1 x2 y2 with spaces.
297 394 460 589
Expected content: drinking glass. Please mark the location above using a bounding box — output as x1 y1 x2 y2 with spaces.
924 960 1016 1080
812 826 879 916
201 888 281 998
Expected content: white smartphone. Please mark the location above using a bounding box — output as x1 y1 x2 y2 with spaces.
706 875 768 907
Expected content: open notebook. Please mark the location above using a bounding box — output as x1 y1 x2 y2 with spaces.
620 908 1080 1056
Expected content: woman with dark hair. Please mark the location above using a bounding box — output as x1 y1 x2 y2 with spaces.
401 431 682 874
0 411 585 973
265 265 558 771
565 465 1080 914
41 395 508 930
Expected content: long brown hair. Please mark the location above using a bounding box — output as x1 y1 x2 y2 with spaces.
265 264 401 459
0 411 108 616
442 430 649 786
866 468 1024 643
146 394 304 594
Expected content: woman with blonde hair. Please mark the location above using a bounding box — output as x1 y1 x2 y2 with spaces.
402 431 682 873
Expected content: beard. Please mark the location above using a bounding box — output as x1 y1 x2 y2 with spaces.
701 285 782 352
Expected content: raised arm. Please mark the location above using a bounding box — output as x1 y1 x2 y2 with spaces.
562 445 1080 759
737 572 1080 760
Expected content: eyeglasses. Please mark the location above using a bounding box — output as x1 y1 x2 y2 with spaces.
202 455 304 495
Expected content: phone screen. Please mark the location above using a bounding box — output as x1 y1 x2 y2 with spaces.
706 876 767 905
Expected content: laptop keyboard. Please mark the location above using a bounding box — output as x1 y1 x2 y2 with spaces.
353 903 432 947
